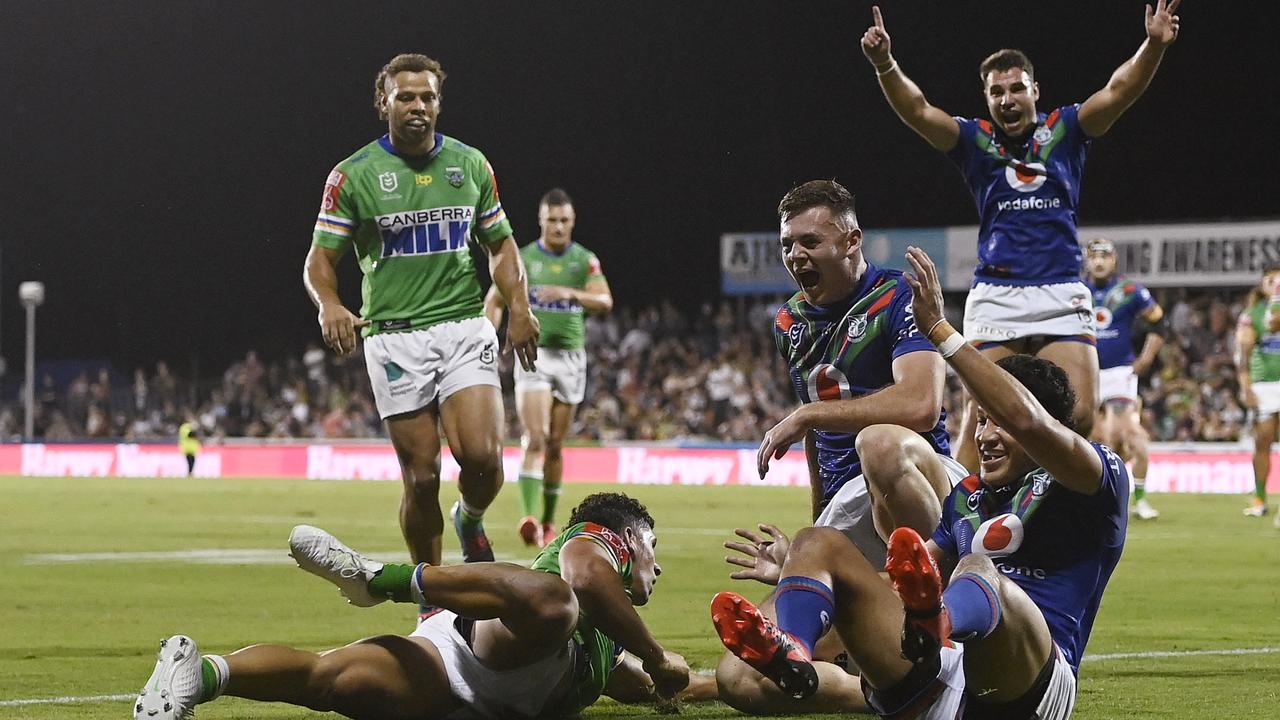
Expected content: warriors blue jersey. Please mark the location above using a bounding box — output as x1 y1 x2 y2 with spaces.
1091 276 1156 370
774 264 949 503
932 442 1128 673
948 105 1092 286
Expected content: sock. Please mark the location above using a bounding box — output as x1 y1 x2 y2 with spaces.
774 576 834 656
1133 477 1146 502
942 574 1002 641
366 563 418 604
458 498 485 528
541 483 562 525
517 471 543 517
411 563 428 608
1256 476 1268 504
198 654 229 704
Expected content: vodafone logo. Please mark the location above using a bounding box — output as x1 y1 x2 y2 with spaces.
1004 161 1047 193
1094 306 1113 330
807 364 851 402
971 513 1024 557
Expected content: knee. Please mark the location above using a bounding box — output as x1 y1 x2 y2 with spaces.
790 526 846 558
715 653 774 713
544 437 564 461
855 425 910 476
524 432 546 455
404 467 442 502
455 447 502 478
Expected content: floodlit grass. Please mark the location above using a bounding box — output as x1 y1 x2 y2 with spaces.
1 475 1278 718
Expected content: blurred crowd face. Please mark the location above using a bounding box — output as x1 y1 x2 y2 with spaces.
779 205 861 305
1260 269 1280 296
1085 249 1117 282
538 202 576 252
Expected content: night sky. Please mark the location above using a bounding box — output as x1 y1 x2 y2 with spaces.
4 1 1274 376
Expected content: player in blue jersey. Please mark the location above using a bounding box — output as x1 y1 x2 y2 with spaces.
860 2 1183 471
1086 238 1165 520
716 180 967 714
713 247 1127 718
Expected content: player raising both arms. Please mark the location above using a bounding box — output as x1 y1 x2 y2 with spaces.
486 188 613 548
1086 238 1164 520
713 247 1128 718
1235 264 1280 519
861 2 1183 471
304 54 539 621
133 493 703 720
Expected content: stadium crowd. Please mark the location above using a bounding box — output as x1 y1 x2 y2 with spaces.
0 291 1247 445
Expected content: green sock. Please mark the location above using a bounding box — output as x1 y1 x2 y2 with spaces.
1256 475 1268 504
542 484 562 525
1133 478 1146 502
366 563 417 603
518 472 543 517
198 655 228 703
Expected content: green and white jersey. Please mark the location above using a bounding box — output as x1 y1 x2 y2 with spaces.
530 521 633 716
312 133 513 336
522 241 605 349
1244 300 1280 382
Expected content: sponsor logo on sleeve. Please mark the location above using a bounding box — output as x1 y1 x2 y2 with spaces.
321 170 346 212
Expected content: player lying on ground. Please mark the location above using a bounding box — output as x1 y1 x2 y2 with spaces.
134 493 710 720
712 247 1128 718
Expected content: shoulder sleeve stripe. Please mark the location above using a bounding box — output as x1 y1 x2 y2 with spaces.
314 220 353 237
478 207 507 230
316 213 357 229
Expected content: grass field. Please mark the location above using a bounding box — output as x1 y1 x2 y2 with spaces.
2 475 1279 719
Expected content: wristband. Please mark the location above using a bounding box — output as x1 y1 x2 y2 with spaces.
925 320 955 345
937 332 967 359
875 59 899 77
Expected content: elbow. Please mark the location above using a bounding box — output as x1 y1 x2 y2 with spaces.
597 297 614 314
906 399 942 433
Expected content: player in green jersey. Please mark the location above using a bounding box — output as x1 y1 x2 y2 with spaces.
1235 264 1280 519
485 188 613 548
303 54 540 606
132 493 704 720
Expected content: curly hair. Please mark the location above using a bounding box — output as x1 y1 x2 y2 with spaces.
996 355 1077 431
374 53 446 120
568 493 655 535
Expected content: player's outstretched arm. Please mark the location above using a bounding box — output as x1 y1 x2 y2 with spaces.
904 247 1104 495
860 5 959 152
485 236 540 371
560 539 689 698
304 244 369 356
1079 0 1181 137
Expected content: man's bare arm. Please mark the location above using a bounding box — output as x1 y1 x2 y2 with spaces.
860 5 960 152
303 244 367 355
485 236 539 370
1078 0 1182 137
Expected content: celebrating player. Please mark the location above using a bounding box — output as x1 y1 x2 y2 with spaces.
1086 238 1164 520
133 493 703 720
1235 264 1280 519
860 2 1183 470
485 188 613 548
717 181 967 713
304 53 540 620
713 246 1128 718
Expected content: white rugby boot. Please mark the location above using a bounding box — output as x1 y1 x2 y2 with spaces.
1132 498 1160 520
134 635 201 719
288 525 385 607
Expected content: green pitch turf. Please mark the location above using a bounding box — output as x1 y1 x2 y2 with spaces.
1 475 1278 718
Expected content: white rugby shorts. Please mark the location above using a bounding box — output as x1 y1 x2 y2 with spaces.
963 281 1095 344
815 453 969 568
410 609 575 719
515 347 588 405
363 317 500 419
1253 380 1280 418
1098 365 1139 404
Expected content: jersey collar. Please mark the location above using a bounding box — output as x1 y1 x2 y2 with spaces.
801 262 882 318
535 239 574 257
378 132 444 160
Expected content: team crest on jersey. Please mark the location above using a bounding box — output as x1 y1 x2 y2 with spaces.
1030 470 1052 497
379 171 399 193
1005 161 1047 193
846 314 868 341
971 513 1025 557
1033 125 1053 144
445 166 465 188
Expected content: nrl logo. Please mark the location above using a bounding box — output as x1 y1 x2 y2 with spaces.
445 166 465 188
378 171 398 193
846 314 868 341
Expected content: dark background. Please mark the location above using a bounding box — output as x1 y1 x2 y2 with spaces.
3 1 1272 376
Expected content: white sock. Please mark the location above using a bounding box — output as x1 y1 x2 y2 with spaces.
459 498 485 520
202 654 230 703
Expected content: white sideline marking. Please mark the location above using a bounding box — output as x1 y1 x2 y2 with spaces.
25 549 534 566
3 648 1278 706
1085 646 1280 662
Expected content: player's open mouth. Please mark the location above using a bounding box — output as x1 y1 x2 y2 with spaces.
796 269 820 288
406 119 429 130
999 110 1022 126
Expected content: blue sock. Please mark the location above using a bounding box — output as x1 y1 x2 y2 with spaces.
942 574 1002 641
774 576 834 656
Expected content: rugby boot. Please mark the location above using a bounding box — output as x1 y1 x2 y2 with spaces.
1243 498 1268 517
541 521 558 547
711 591 818 700
517 515 541 547
288 524 385 607
885 527 952 664
134 635 201 719
451 501 495 563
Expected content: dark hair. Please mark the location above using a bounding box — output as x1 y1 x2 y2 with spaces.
979 49 1034 84
996 355 1076 431
568 493 655 535
540 187 573 208
374 53 446 120
777 180 858 226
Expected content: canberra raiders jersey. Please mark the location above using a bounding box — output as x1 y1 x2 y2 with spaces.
1091 276 1155 370
522 240 605 350
948 105 1092 286
774 264 949 503
932 442 1128 673
312 133 513 336
1242 300 1280 383
530 522 633 716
